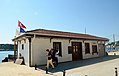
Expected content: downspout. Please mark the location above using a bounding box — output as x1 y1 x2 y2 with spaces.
104 41 106 56
28 38 31 67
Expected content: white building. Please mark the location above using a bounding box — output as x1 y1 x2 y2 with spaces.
12 29 109 66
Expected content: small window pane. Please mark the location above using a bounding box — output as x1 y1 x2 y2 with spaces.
22 44 24 50
68 46 72 54
85 43 90 54
92 45 98 54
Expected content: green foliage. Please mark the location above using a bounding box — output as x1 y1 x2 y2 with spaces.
0 44 14 51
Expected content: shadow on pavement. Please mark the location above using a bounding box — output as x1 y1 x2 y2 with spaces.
37 55 119 73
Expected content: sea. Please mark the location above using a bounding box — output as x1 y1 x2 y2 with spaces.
0 51 14 63
106 47 119 52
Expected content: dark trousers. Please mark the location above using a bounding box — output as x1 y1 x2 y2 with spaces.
52 57 58 66
56 57 58 65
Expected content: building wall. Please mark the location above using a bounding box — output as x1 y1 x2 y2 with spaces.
17 39 29 66
31 37 105 66
31 37 72 66
51 38 72 63
31 37 51 66
17 37 106 66
83 41 99 59
98 41 106 56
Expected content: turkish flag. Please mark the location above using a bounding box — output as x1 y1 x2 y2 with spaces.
20 27 25 33
18 20 26 29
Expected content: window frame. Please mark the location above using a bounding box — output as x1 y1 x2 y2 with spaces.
53 42 62 56
22 44 24 50
68 46 72 54
85 43 90 54
92 45 98 55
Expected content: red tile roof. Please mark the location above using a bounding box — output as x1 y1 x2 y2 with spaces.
26 29 109 41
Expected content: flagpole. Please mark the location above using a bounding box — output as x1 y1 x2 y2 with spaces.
85 27 86 34
113 34 116 50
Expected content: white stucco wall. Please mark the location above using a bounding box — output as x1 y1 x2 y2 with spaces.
51 38 72 63
30 37 105 66
68 40 99 59
31 37 72 66
98 41 105 56
83 40 99 59
17 39 29 66
31 37 51 66
17 36 105 66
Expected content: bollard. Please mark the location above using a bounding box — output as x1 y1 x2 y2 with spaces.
63 70 66 76
35 64 37 70
46 66 48 74
115 67 118 76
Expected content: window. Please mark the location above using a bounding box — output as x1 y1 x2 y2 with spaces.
92 45 98 54
85 43 90 54
68 46 72 54
22 44 24 50
53 42 62 56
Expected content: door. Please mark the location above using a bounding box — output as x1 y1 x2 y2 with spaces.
72 42 82 61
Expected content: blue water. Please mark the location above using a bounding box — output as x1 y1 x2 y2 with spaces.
106 47 119 52
0 51 14 63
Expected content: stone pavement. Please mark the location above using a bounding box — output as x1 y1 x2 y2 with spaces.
0 62 48 76
38 55 119 76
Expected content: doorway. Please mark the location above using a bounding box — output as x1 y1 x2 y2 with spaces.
72 42 82 61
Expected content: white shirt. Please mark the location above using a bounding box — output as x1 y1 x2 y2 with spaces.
55 51 59 58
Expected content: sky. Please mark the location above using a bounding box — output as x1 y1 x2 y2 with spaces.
0 0 119 44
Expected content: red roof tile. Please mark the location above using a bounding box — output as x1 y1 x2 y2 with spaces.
26 29 109 41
